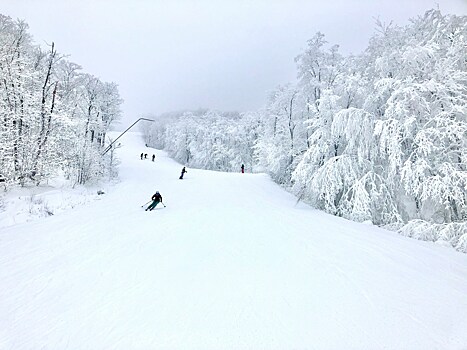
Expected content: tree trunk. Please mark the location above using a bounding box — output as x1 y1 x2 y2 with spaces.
31 43 57 180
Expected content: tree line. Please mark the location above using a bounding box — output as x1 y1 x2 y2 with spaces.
143 9 467 252
0 15 122 188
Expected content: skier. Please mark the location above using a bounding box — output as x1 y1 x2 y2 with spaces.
241 164 244 173
179 167 187 179
140 153 144 160
145 191 163 211
152 154 155 162
144 153 148 159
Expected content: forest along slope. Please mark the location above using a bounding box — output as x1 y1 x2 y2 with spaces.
1 132 466 350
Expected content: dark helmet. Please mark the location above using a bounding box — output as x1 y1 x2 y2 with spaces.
156 191 159 194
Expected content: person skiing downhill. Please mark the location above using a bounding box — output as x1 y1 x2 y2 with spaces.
146 191 163 211
241 164 244 173
179 167 187 179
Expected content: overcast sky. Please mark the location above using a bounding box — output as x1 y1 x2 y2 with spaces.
2 0 467 127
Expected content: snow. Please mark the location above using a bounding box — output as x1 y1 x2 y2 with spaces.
1 132 466 350
0 182 107 229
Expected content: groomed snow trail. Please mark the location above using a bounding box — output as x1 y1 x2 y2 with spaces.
1 133 467 350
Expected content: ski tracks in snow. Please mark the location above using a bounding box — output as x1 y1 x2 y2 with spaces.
1 132 467 349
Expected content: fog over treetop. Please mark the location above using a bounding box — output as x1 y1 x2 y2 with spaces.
2 0 466 126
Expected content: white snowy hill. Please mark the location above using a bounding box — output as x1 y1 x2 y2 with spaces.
1 132 466 350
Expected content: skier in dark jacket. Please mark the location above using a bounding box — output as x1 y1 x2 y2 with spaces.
146 191 163 211
241 164 244 173
179 167 187 179
152 154 155 162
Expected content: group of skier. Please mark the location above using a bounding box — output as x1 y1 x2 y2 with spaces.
141 153 156 162
142 153 245 212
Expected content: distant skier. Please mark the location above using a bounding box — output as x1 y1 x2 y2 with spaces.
241 164 244 173
140 153 144 160
145 191 163 211
144 153 148 159
152 154 155 162
179 167 187 179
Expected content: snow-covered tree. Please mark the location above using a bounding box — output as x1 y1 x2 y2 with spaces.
0 15 122 187
141 9 467 252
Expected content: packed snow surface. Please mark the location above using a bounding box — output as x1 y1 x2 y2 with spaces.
1 132 466 350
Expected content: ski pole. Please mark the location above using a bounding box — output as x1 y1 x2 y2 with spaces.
141 200 151 207
161 201 166 207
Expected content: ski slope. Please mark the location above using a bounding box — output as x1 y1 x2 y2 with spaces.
1 132 467 350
